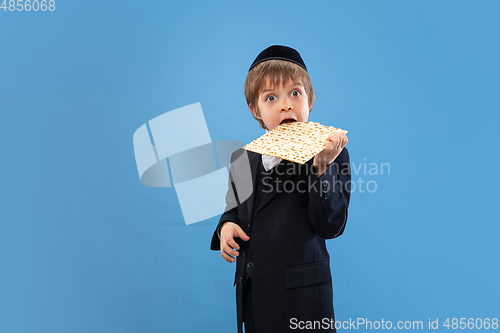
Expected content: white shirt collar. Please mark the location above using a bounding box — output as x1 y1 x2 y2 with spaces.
260 129 282 171
262 155 282 172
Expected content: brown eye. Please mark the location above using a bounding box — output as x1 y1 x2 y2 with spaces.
266 95 276 102
291 90 301 97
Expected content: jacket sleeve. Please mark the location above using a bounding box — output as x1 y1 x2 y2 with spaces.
306 147 351 239
210 150 244 251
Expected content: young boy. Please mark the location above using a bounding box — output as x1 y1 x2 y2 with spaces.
210 45 351 333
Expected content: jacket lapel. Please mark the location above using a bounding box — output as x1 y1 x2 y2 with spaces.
254 159 296 214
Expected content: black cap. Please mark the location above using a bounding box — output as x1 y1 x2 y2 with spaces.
249 45 307 72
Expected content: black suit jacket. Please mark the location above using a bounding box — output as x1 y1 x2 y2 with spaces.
211 148 351 333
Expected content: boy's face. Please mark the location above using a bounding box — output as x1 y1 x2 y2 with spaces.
250 78 310 131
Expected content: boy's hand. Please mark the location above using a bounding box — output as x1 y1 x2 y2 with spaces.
313 131 348 176
220 222 250 263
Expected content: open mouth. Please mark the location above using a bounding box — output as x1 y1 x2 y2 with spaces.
280 118 297 125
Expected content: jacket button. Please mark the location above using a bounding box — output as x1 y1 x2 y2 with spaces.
247 224 251 228
239 276 242 284
242 251 246 257
324 193 330 199
322 180 330 191
247 262 253 269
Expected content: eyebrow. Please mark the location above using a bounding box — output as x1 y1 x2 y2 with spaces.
261 84 303 95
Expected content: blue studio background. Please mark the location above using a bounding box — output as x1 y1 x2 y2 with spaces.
1 1 499 332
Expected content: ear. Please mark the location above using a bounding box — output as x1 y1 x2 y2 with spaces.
249 104 261 119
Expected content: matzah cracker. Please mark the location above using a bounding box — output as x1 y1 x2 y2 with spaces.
243 121 348 164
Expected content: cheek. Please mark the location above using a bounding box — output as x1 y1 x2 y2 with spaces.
300 101 310 113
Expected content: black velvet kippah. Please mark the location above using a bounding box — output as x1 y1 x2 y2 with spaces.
249 45 307 72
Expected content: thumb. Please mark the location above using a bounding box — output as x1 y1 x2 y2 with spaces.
313 154 319 168
235 225 250 241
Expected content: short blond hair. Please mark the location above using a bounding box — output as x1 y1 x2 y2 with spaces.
244 59 315 129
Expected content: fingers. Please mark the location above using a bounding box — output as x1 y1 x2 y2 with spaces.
342 134 348 148
219 223 251 263
220 239 239 263
235 226 250 241
324 133 339 153
227 237 240 250
325 132 348 151
327 140 335 152
220 223 250 263
335 136 342 150
221 222 249 242
313 132 348 176
222 235 240 254
221 248 236 263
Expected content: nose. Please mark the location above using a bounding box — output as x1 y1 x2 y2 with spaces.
280 98 293 112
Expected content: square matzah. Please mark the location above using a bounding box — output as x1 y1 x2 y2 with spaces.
243 121 348 164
